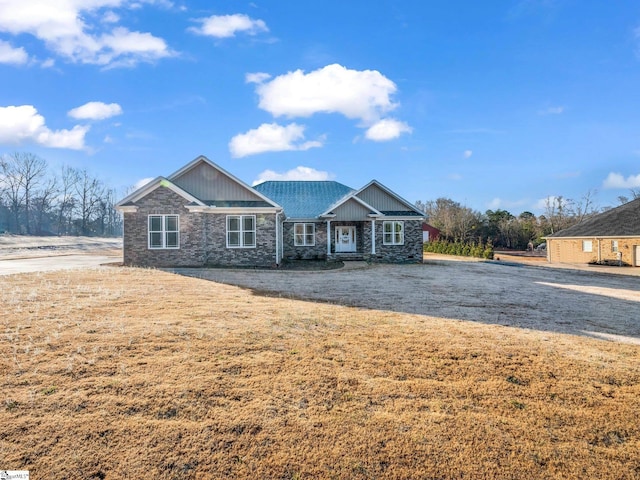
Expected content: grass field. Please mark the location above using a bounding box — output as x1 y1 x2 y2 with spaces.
1 267 639 479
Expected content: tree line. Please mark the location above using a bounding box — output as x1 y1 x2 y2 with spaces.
0 152 122 237
417 190 637 251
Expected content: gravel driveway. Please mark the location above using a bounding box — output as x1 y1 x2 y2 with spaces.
172 259 640 344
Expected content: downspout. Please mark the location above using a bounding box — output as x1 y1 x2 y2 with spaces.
371 219 376 255
327 220 331 257
275 211 280 265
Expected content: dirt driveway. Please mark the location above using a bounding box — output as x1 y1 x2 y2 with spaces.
172 258 640 345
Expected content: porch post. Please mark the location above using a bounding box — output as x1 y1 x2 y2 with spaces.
371 220 376 254
327 220 331 256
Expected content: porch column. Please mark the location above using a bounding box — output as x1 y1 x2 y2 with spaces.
327 220 331 256
371 220 376 254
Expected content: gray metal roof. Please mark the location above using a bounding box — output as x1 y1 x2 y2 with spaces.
548 198 640 237
254 181 354 218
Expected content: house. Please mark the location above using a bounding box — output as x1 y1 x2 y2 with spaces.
116 156 425 268
546 197 640 266
422 222 440 243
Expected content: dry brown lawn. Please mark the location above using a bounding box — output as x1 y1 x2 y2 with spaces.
1 267 639 479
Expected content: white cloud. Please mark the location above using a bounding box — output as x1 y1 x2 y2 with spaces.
463 149 473 159
0 0 173 67
253 166 334 185
41 58 55 68
0 105 88 150
364 118 412 141
254 64 399 123
0 39 28 64
188 14 268 38
534 195 560 211
68 101 123 120
245 72 271 84
229 122 323 158
603 172 640 189
133 176 154 190
538 106 565 115
102 11 120 23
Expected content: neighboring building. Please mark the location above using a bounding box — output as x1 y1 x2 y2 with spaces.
422 222 440 243
116 156 425 268
546 198 640 266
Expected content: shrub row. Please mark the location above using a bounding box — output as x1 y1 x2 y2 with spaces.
424 240 494 259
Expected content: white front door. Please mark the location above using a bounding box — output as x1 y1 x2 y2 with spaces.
335 226 356 253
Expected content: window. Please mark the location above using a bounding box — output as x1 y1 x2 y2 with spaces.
294 223 315 246
148 215 179 249
582 240 593 252
383 221 404 245
227 215 256 248
612 240 619 252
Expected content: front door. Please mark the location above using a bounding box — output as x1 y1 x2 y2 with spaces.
335 226 356 253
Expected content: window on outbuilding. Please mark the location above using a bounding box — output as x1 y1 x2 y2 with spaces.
148 215 179 249
294 223 315 246
227 215 256 248
383 221 404 245
582 240 593 253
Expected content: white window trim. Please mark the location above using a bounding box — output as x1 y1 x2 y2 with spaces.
148 214 179 250
226 215 256 249
383 220 405 245
294 222 316 246
582 240 593 253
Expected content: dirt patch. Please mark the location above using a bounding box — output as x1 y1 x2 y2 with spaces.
173 258 640 344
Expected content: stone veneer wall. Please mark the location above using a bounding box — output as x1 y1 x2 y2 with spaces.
123 187 205 267
204 213 277 267
368 219 423 263
123 186 277 268
282 221 328 260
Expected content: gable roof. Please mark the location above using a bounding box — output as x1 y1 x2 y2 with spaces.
320 191 382 218
548 197 640 237
253 181 354 219
169 155 280 208
354 180 425 216
116 176 205 209
116 155 281 210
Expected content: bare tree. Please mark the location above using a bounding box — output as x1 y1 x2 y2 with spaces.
423 198 482 242
74 169 104 235
56 165 80 235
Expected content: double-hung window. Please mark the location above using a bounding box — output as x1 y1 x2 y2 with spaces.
612 240 619 252
383 221 404 245
582 240 593 252
227 215 256 248
294 223 315 246
148 215 179 249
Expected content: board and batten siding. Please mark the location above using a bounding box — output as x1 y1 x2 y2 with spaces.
332 199 373 221
171 162 262 202
356 183 410 211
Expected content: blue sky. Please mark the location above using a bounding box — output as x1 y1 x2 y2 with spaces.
1 0 640 215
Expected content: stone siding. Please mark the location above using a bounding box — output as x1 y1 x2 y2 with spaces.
282 221 328 260
370 219 423 263
123 186 277 268
204 213 277 268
